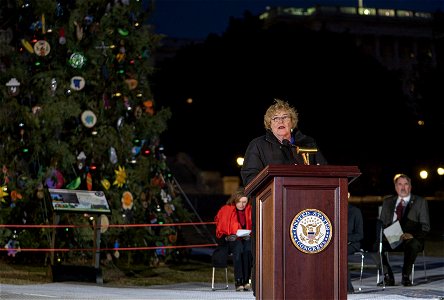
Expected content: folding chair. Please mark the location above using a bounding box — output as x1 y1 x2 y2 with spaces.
351 250 365 291
377 222 428 286
211 245 229 291
386 249 427 285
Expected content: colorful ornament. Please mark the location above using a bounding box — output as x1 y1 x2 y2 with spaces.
86 172 92 190
125 78 137 90
66 177 81 189
5 239 21 257
117 28 129 36
45 169 64 189
6 78 20 96
81 110 97 128
101 178 110 190
69 52 87 68
59 27 66 44
143 100 154 115
0 185 9 201
33 40 50 56
70 76 85 91
21 39 34 53
121 191 133 210
113 165 127 188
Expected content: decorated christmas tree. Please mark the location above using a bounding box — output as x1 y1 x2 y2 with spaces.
0 0 192 266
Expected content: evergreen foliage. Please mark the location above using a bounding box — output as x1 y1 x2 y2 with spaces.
0 0 190 266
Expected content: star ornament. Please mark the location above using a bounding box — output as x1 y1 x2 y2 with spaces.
113 166 127 188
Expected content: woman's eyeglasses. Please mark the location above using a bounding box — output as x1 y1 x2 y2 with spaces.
271 116 290 123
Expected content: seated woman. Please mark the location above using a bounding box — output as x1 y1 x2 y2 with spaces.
215 187 253 291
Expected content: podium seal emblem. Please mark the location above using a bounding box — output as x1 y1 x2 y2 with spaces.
290 209 332 254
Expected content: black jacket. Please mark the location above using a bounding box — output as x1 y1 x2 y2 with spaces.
348 204 364 252
241 129 328 185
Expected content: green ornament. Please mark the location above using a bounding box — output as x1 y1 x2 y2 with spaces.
69 52 87 68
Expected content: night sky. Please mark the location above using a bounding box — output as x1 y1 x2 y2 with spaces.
150 0 444 195
150 0 444 39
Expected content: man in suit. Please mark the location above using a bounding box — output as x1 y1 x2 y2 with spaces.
378 173 430 286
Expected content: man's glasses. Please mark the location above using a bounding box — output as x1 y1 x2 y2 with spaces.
271 116 290 123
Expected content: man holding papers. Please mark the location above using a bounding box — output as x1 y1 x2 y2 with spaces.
379 173 430 286
215 187 253 291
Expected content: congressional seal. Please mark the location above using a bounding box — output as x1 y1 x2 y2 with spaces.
289 208 332 254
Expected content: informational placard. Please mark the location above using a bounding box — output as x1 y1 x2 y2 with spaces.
48 189 111 214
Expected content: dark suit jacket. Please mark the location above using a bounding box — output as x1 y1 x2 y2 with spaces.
379 194 430 240
348 204 364 253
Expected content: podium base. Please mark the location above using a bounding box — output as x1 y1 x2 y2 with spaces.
49 264 103 284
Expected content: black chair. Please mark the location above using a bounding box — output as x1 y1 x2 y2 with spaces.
211 244 230 291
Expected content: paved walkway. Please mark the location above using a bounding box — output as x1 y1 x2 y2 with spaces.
1 254 443 299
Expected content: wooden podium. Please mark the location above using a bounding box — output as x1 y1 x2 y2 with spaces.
245 165 361 300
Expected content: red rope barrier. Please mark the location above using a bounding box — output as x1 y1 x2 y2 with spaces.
0 243 218 252
1 222 218 253
0 221 216 229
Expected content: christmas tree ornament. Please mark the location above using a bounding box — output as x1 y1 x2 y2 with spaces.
36 184 45 199
6 78 20 96
109 147 118 164
86 172 92 190
41 14 46 33
32 106 42 115
73 21 84 40
77 151 86 169
113 240 120 258
10 190 23 202
117 116 124 130
45 168 64 189
113 165 127 188
125 78 138 90
69 52 87 68
70 76 85 91
58 27 66 44
21 39 34 53
121 191 133 209
134 106 142 119
33 40 50 56
143 100 154 115
117 28 129 36
5 239 21 257
81 110 97 128
101 178 110 190
66 177 81 189
50 78 57 95
0 185 9 200
100 215 109 233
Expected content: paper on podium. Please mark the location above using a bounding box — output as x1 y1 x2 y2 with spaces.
383 220 404 249
236 229 251 237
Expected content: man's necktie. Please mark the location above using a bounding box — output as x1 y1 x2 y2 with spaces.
396 199 405 221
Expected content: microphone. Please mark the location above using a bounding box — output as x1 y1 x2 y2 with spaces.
282 139 318 154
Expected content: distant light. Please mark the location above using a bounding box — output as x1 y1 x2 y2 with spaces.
186 98 193 104
417 120 425 126
437 167 444 176
419 170 428 179
236 157 244 166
